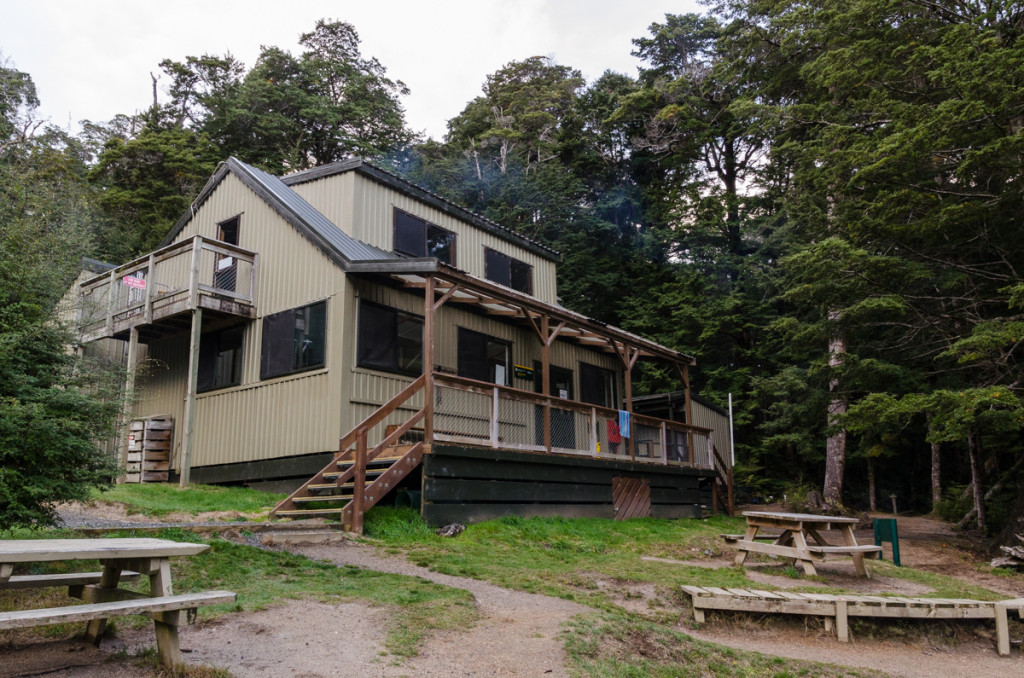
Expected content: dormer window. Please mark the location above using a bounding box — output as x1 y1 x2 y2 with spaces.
393 208 455 265
484 247 533 295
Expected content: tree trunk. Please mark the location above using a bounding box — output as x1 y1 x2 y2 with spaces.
867 456 876 511
823 314 846 506
967 430 986 533
927 413 941 511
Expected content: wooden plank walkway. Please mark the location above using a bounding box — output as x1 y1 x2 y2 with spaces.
682 586 1024 655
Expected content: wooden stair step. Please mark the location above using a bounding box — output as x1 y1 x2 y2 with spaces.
275 508 348 517
336 455 403 467
292 495 354 505
322 470 386 481
307 482 370 492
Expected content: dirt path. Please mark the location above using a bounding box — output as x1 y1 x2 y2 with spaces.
289 541 587 677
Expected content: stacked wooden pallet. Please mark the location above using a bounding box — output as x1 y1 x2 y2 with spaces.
126 416 172 483
682 585 1024 655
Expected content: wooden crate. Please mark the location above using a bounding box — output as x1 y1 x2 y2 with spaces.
125 416 172 483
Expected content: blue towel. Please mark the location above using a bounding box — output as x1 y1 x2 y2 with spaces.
618 410 631 438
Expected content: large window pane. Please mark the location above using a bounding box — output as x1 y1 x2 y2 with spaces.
485 247 532 295
394 209 454 265
357 301 423 377
260 301 327 380
198 326 244 392
458 327 509 385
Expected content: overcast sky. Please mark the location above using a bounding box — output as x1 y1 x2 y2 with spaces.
2 0 701 142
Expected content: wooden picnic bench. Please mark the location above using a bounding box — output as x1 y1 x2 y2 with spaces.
728 511 883 577
0 538 236 668
683 586 1024 656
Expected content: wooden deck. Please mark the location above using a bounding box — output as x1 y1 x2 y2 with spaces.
682 586 1024 655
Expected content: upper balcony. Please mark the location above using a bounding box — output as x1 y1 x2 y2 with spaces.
78 235 258 343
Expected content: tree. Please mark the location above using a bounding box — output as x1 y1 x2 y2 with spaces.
158 20 413 172
716 0 1024 513
0 65 121 526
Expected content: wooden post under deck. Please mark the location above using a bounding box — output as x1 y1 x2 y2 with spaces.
179 307 202 487
117 325 140 482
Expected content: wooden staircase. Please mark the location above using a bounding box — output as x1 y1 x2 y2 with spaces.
271 375 427 533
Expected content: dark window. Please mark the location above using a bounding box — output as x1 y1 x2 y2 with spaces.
357 301 423 376
393 209 455 265
484 247 533 295
198 326 244 392
218 216 239 245
580 362 617 408
260 301 327 380
457 328 510 385
214 216 240 292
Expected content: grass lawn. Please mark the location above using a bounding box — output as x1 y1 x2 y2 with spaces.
9 484 1017 677
89 483 285 518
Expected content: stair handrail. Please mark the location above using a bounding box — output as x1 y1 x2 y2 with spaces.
271 374 427 519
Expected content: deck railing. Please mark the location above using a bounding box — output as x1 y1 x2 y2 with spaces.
78 236 258 339
431 373 717 471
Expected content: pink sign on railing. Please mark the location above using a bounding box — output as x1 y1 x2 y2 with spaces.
122 275 146 289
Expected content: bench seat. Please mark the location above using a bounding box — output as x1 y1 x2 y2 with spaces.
0 590 236 630
720 533 781 543
0 571 140 590
683 586 1024 655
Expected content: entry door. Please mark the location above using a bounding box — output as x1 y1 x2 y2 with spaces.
533 362 575 448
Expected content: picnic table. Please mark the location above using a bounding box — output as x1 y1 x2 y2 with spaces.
0 538 235 668
725 511 883 577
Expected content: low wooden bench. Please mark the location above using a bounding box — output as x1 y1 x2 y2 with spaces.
721 533 782 543
682 586 1024 655
0 590 236 630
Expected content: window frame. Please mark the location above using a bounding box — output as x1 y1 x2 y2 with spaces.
259 300 328 381
356 300 424 377
197 326 244 393
457 327 511 385
483 247 533 295
579 361 618 409
393 208 456 265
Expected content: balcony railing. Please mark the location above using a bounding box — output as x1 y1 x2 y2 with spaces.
431 373 716 470
78 236 258 341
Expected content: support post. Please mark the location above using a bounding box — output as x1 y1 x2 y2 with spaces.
352 428 367 534
624 347 638 461
144 254 155 324
490 387 500 447
117 326 140 482
682 362 694 468
105 269 117 336
179 307 202 487
541 315 551 454
590 408 598 457
660 421 668 465
188 236 202 308
423 275 435 443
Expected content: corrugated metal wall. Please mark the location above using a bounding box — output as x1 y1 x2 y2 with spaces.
134 173 349 469
291 172 560 305
690 400 733 466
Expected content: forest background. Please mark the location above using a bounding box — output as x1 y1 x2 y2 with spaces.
3 1 1024 541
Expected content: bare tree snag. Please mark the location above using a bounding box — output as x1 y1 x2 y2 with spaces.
823 313 846 506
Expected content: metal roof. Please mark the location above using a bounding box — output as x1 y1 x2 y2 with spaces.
238 161 395 263
282 158 561 262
